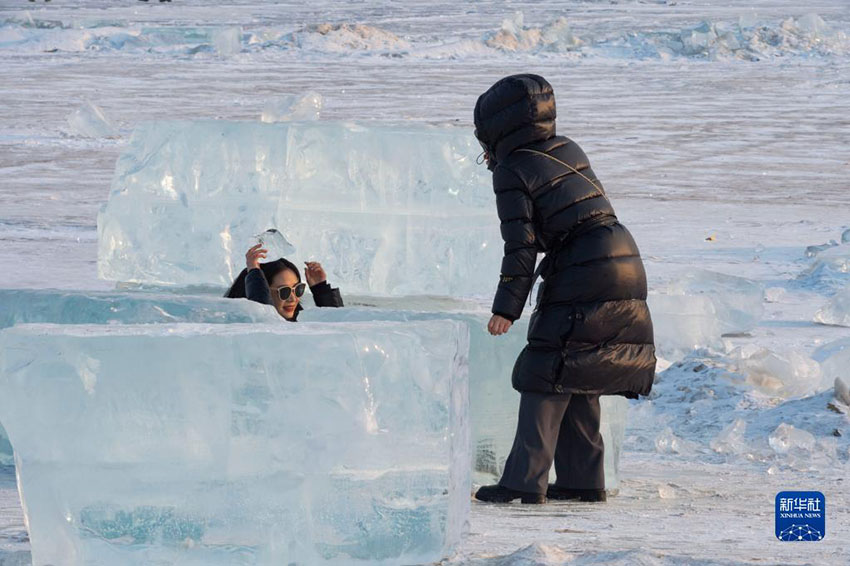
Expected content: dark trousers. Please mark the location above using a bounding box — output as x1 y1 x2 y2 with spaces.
499 391 605 495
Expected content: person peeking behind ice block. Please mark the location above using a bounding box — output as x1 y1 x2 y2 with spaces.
224 243 344 321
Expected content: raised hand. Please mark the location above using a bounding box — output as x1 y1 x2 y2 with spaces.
246 243 267 270
304 261 327 287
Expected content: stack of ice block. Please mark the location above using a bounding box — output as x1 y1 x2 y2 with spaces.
1 118 640 565
0 320 470 565
97 120 500 296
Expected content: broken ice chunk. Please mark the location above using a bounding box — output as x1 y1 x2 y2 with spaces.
67 101 118 138
798 244 850 291
730 346 824 398
710 418 748 455
654 426 697 455
646 294 723 358
814 286 850 327
805 240 838 258
664 269 764 335
261 92 323 122
254 228 296 259
768 423 816 454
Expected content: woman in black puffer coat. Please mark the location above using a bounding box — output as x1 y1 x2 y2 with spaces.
473 74 656 505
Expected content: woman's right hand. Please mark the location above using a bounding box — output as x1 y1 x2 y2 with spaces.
246 243 267 270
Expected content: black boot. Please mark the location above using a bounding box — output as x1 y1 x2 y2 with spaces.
475 484 547 504
547 484 607 502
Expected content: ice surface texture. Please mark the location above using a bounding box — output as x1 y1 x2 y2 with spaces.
299 306 628 490
0 321 470 565
97 120 498 295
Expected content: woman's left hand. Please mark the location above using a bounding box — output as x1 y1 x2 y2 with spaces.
304 261 327 286
488 314 513 336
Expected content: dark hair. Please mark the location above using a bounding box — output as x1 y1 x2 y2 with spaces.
224 257 301 299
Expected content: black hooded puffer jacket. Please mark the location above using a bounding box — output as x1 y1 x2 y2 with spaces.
474 74 655 399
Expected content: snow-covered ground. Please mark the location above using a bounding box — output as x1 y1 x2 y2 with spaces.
1 0 849 564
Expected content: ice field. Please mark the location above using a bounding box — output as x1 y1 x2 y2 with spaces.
1 0 850 564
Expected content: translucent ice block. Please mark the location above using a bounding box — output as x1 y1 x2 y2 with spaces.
0 321 470 565
818 337 850 401
0 288 281 466
663 269 764 335
0 425 11 466
798 243 850 291
0 290 631 491
646 293 723 358
0 288 282 329
97 120 500 295
814 286 850 327
299 304 629 491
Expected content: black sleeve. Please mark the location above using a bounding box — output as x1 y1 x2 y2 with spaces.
245 268 272 305
492 310 518 323
491 165 537 322
310 281 344 308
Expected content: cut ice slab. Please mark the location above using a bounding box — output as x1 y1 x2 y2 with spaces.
299 306 629 491
0 321 470 565
97 120 499 294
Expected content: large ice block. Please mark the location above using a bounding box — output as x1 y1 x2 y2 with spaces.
97 120 500 295
0 288 281 329
0 289 282 468
0 321 470 565
299 304 629 491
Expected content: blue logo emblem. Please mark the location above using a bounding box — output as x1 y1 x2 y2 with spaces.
775 491 825 541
